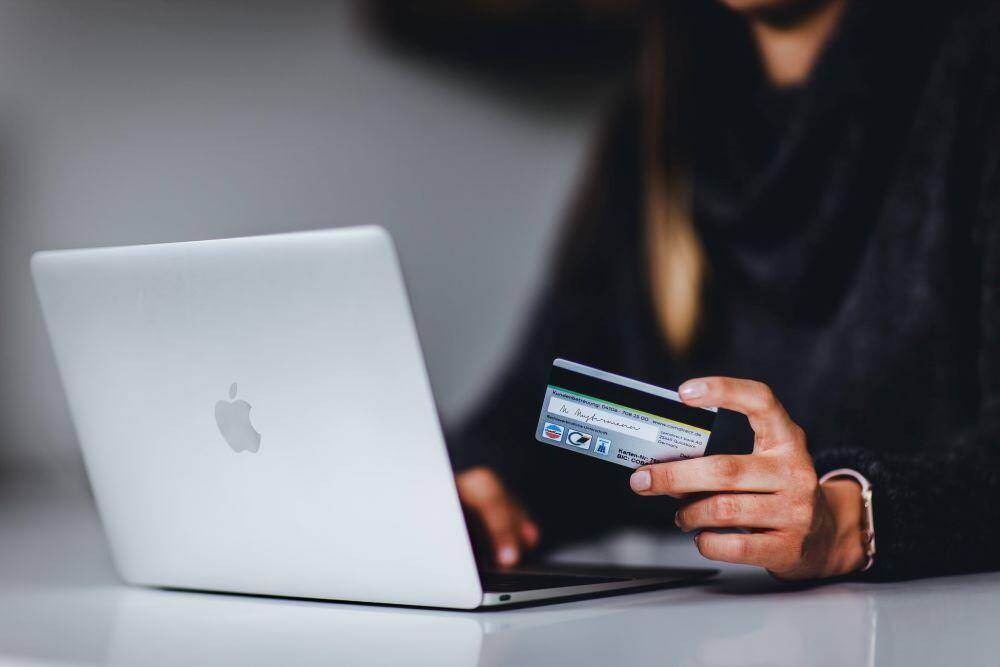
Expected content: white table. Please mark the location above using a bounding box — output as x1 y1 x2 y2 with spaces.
3 490 997 666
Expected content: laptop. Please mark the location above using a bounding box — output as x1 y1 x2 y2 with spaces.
31 226 715 609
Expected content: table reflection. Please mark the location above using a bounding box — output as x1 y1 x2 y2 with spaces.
104 580 878 667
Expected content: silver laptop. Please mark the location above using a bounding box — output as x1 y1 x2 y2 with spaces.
31 226 714 609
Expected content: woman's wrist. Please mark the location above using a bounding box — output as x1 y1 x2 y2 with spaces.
820 478 867 576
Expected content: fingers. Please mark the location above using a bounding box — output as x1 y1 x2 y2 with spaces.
675 493 790 531
520 518 540 548
694 531 787 568
478 502 536 567
630 454 784 497
455 467 539 568
678 377 800 446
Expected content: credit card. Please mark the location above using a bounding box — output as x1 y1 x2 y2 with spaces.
534 359 717 469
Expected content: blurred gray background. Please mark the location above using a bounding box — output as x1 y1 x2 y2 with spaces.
0 0 633 493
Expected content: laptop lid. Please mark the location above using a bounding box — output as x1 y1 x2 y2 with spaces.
32 226 483 609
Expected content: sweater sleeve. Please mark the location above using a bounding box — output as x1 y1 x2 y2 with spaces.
814 56 1000 579
445 95 647 544
445 269 642 546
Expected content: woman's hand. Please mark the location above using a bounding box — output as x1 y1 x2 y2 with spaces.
456 466 539 569
628 377 866 580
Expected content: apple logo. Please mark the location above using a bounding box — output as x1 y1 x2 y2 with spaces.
214 382 261 453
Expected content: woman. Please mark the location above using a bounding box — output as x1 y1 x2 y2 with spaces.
451 0 1000 581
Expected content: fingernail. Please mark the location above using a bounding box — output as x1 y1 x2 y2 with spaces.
679 381 708 400
630 470 651 492
674 511 680 527
498 545 518 566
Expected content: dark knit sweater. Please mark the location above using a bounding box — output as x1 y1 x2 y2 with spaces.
450 0 1000 580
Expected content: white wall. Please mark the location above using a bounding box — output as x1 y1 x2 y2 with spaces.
0 0 612 489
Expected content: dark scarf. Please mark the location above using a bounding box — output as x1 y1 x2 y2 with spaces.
690 0 959 321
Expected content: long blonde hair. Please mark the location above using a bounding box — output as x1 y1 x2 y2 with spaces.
641 1 705 356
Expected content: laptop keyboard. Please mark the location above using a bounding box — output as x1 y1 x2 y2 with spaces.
481 571 627 593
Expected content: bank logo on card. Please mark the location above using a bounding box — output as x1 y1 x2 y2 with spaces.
595 437 611 455
567 430 592 449
542 422 565 441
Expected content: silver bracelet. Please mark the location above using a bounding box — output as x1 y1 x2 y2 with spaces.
819 468 876 572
